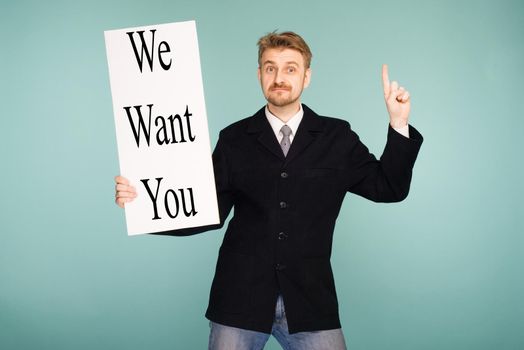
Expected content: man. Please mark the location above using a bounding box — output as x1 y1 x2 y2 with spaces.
115 31 422 349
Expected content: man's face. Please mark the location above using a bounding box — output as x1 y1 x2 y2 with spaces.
258 48 311 108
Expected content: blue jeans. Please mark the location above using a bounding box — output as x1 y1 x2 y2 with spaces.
208 295 347 350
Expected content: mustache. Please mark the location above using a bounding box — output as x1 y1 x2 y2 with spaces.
270 83 291 90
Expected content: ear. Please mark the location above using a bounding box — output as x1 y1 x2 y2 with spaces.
257 67 261 82
303 68 312 89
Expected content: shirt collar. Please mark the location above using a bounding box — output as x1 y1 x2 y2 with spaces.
264 104 304 139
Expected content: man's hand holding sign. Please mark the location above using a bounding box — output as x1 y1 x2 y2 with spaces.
114 175 136 208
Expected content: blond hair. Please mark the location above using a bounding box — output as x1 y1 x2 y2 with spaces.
257 31 312 68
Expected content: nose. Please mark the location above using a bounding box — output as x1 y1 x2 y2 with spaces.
274 68 285 84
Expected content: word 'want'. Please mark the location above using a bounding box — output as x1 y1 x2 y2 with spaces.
123 104 196 148
141 178 198 220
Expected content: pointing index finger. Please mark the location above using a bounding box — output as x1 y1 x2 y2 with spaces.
382 64 390 96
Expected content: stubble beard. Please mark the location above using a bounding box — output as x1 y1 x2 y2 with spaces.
267 93 300 107
265 85 303 108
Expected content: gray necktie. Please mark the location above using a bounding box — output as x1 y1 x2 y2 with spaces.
280 125 292 157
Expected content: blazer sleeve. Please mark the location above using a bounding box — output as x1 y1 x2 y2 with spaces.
345 123 423 202
150 131 235 236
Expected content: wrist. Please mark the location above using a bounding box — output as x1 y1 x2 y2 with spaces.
389 119 408 129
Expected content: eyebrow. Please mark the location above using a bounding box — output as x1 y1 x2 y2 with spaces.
262 60 300 66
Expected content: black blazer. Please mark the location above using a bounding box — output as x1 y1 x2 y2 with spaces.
153 104 423 334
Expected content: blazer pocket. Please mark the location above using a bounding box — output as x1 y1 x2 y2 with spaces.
231 167 271 189
302 257 339 315
209 245 254 314
303 167 340 178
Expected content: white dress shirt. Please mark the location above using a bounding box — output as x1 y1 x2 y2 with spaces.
265 105 304 144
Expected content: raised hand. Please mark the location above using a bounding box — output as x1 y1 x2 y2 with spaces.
382 64 410 128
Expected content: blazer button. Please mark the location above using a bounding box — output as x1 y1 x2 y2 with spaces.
280 171 288 178
279 201 288 209
276 263 287 271
278 232 288 240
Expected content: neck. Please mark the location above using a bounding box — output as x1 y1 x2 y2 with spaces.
267 101 301 123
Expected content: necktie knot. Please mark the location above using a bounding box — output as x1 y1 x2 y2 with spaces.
280 125 292 157
281 125 292 137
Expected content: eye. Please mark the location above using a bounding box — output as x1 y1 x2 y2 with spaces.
266 66 275 73
287 67 296 73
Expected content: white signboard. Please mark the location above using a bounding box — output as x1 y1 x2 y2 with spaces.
104 20 219 235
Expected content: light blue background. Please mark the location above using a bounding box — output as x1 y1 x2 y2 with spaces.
1 0 523 349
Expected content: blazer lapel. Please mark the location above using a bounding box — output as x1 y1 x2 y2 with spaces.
247 107 286 161
246 104 324 163
284 104 324 164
